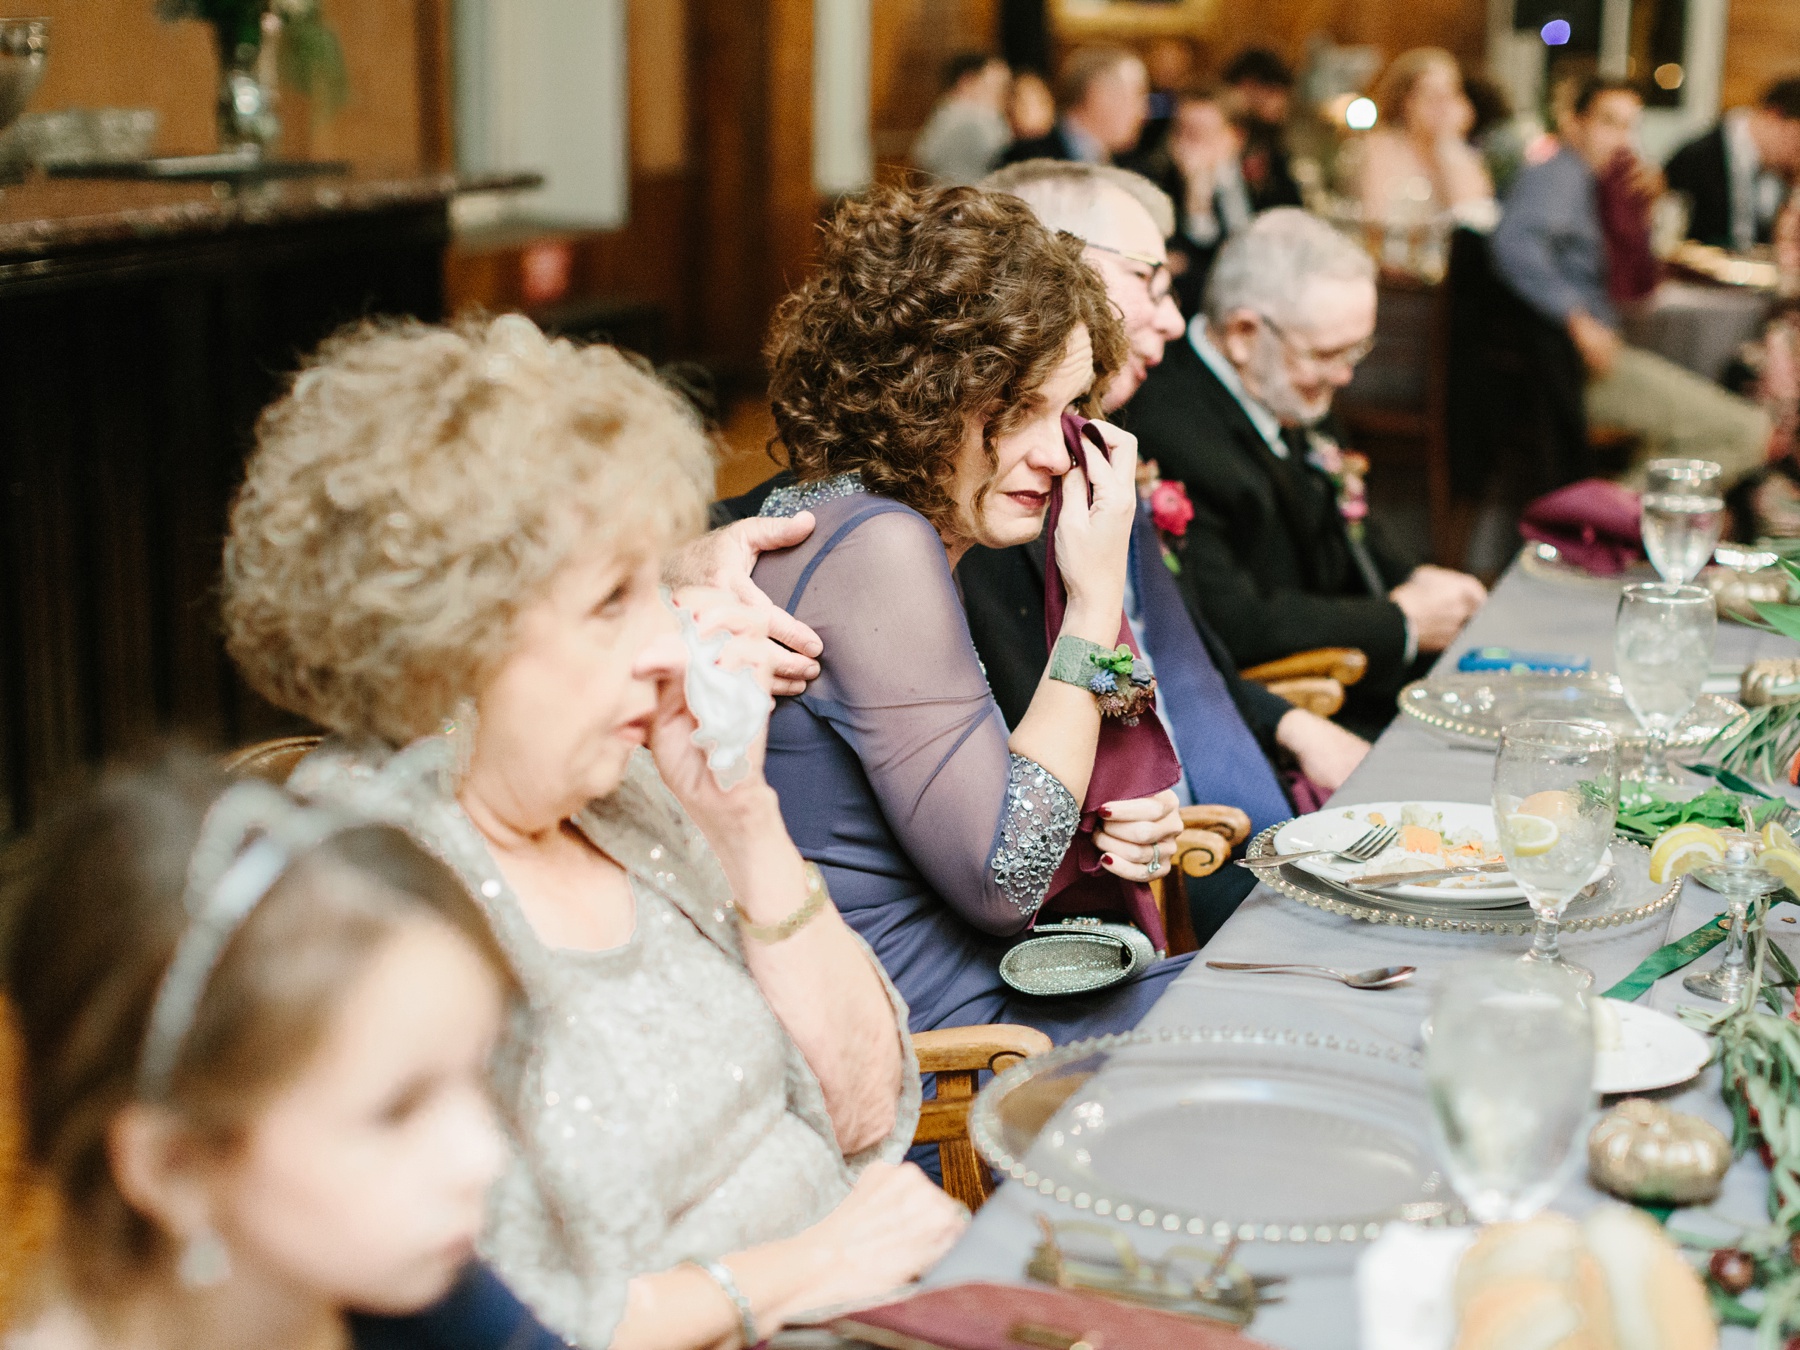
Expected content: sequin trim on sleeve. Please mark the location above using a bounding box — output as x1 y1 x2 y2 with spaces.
759 472 864 518
990 754 1081 917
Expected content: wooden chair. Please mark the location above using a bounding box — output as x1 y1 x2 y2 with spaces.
1241 646 1368 719
912 1024 1053 1208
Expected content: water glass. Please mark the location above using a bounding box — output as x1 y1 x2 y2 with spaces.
1613 582 1716 783
1640 458 1724 586
1493 720 1620 985
1427 959 1594 1224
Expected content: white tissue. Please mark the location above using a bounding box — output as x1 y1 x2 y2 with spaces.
1358 1223 1478 1350
672 598 772 792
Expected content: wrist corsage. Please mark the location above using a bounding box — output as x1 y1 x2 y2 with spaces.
1048 636 1157 724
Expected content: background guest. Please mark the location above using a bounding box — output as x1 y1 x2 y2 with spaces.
1124 209 1488 735
1135 35 1202 160
1492 77 1773 483
912 52 1013 186
1464 72 1535 197
1666 76 1800 252
1344 47 1494 225
1134 85 1254 315
1002 45 1148 166
1007 70 1057 143
223 315 964 1349
0 749 563 1350
1222 46 1305 210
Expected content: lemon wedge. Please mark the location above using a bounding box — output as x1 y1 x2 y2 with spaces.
1503 813 1560 857
1760 846 1800 894
1764 821 1798 855
1648 823 1726 884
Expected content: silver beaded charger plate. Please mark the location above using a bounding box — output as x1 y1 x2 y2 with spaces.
1245 825 1680 934
1398 670 1747 752
969 1026 1463 1246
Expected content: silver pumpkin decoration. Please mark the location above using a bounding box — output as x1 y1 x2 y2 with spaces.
1588 1098 1730 1205
1742 657 1800 708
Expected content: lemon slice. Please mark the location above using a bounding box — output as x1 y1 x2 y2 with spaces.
1764 821 1798 855
1648 823 1725 884
1761 846 1800 894
1503 813 1560 857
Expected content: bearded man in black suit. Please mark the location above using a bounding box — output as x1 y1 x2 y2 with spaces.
1122 209 1487 735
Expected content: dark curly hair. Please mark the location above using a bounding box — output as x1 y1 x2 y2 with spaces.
766 182 1127 535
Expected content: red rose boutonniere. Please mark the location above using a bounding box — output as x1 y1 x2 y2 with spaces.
1307 436 1371 541
1136 459 1192 574
1149 479 1194 537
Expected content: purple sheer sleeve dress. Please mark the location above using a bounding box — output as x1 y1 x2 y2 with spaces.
750 475 1191 1041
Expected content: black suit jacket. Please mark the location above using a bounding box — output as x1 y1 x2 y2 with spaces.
956 535 1293 746
1666 125 1744 250
999 124 1081 166
1121 336 1417 719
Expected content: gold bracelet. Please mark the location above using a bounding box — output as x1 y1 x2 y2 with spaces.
731 861 829 943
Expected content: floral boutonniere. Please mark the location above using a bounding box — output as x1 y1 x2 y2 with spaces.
1306 435 1371 541
1135 459 1193 575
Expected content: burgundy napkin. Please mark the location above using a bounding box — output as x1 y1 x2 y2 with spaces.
834 1280 1270 1349
1519 478 1645 575
1038 412 1182 950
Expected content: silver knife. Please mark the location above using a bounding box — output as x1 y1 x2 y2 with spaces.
1346 861 1509 889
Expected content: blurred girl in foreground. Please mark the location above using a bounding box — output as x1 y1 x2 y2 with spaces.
1 749 559 1350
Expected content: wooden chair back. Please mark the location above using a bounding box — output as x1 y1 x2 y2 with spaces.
911 1025 1053 1209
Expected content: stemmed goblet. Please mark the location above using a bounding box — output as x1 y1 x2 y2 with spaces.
1493 720 1620 988
1683 839 1783 1004
1640 459 1724 586
1427 958 1595 1223
1613 582 1717 783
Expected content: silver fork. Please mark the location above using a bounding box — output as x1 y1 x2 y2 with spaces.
1237 824 1398 870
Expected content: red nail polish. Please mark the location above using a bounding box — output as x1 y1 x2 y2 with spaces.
1099 806 1114 818
1101 854 1115 866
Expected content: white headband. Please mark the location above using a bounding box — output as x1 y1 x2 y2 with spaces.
135 780 357 1103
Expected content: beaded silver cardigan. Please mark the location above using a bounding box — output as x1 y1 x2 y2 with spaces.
289 735 921 1346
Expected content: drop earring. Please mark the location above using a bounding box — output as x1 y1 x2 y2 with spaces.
440 696 478 784
177 1226 231 1288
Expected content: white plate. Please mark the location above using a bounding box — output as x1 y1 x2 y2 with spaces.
1595 1000 1713 1095
1273 801 1611 903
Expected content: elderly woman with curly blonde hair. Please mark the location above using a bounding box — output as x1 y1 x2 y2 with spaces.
748 182 1192 1045
221 315 964 1350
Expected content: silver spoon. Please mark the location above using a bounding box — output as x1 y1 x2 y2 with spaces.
1205 960 1416 990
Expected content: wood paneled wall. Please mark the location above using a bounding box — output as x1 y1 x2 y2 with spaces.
25 0 436 168
1720 0 1800 111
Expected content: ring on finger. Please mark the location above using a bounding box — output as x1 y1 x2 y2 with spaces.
1148 844 1161 874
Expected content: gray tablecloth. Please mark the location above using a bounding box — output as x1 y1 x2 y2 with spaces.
927 557 1798 1347
1625 280 1773 384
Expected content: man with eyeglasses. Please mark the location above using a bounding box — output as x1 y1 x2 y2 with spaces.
1124 208 1487 735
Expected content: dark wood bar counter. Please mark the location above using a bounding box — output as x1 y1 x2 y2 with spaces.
0 171 520 833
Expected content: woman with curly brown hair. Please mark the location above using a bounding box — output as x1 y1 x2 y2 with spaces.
750 183 1192 1042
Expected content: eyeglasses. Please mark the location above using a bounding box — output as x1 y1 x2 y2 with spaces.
1081 239 1175 305
1026 1216 1285 1328
1256 310 1375 372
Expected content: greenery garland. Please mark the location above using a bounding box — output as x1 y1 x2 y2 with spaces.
1678 891 1800 1347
